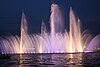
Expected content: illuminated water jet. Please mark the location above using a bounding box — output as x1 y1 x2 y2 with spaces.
0 4 100 54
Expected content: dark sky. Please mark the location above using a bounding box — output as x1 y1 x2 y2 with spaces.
0 0 100 36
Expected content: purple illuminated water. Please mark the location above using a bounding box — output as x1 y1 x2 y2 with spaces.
0 4 100 54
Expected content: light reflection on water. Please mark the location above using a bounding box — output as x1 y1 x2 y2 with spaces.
0 52 100 67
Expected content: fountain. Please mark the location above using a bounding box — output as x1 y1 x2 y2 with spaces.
0 4 100 54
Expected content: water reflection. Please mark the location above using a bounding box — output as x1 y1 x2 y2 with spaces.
0 52 100 67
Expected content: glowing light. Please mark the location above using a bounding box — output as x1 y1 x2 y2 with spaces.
0 4 100 54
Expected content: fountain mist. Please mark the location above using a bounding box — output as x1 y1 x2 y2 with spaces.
0 4 100 54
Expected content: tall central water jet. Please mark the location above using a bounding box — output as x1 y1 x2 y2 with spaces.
50 4 64 52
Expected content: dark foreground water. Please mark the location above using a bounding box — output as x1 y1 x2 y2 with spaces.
0 52 100 67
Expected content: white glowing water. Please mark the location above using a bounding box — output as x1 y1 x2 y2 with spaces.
0 4 100 54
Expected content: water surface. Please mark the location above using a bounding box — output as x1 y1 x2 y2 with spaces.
0 52 100 67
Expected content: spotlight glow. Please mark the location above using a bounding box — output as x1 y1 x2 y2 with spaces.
0 4 100 54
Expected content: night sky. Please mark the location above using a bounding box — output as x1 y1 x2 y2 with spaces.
0 0 100 36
